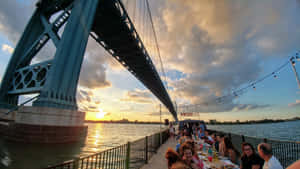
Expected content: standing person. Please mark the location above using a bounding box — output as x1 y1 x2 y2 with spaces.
223 137 241 165
199 121 206 131
169 123 175 139
258 143 283 169
240 142 264 169
197 127 205 139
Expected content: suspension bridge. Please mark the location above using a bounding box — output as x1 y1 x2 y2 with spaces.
0 0 177 143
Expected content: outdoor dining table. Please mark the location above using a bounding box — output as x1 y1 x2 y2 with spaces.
195 139 240 169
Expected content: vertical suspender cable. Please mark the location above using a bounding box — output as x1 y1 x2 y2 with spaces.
145 0 168 91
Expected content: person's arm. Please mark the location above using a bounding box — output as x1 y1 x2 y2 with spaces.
219 143 225 156
287 160 300 169
191 163 200 169
251 164 260 169
228 149 237 163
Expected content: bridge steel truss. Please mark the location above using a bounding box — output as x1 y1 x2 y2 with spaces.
0 0 177 120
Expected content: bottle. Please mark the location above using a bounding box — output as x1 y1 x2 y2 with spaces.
202 143 206 152
208 147 213 157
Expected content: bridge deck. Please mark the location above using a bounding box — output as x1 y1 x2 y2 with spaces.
91 0 177 119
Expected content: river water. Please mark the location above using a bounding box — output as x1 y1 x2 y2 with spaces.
0 123 165 169
207 120 300 142
0 121 299 169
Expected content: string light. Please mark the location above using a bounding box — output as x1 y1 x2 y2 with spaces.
296 53 300 61
290 57 296 66
272 72 277 79
234 92 238 98
178 51 300 110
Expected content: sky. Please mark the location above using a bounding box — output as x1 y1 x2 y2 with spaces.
0 0 299 122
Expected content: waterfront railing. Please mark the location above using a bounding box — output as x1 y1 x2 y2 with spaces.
44 129 169 169
208 129 300 168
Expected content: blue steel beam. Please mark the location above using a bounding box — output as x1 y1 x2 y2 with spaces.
33 0 99 109
0 9 45 108
91 0 177 120
0 0 177 120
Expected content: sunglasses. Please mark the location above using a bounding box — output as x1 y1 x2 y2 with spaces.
243 148 252 151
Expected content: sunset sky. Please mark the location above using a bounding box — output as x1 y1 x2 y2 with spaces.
0 0 299 122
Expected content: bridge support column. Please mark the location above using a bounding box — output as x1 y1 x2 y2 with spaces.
33 0 99 109
0 0 99 143
0 107 87 143
0 9 44 109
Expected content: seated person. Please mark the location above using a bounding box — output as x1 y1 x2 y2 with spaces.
204 131 214 145
258 143 283 169
179 129 192 144
180 143 201 169
224 137 241 165
240 142 264 169
217 134 226 155
184 140 201 154
171 161 192 169
212 133 219 151
166 148 182 169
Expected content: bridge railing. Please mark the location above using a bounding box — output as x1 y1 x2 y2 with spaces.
208 129 300 168
44 129 169 169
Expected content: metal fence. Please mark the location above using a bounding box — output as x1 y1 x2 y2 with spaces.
208 129 300 168
44 129 169 169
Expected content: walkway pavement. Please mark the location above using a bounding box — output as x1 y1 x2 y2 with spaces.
141 137 177 169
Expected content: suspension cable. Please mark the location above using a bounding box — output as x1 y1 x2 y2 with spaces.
145 0 168 91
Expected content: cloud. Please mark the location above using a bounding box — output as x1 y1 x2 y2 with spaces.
232 104 270 112
78 38 112 89
0 0 35 44
1 0 299 117
77 89 93 103
104 112 111 116
0 0 113 89
288 100 300 107
1 44 14 54
76 88 103 113
150 0 300 113
121 89 154 104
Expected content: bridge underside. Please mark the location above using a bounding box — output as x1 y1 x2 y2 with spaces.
91 0 177 120
0 0 177 120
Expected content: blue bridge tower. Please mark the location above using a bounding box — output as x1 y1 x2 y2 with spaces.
0 0 177 143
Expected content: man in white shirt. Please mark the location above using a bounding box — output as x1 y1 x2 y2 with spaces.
258 143 283 169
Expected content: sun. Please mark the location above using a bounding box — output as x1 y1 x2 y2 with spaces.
95 108 107 119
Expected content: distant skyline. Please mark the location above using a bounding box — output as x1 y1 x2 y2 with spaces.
0 0 299 122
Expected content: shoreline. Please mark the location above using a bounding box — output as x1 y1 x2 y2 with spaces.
84 117 300 125
207 117 300 125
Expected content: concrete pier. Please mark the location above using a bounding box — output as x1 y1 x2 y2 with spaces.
0 107 87 143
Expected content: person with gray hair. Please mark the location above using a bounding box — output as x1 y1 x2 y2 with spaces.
257 143 283 169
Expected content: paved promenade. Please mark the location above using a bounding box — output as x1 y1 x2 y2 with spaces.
141 137 177 169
